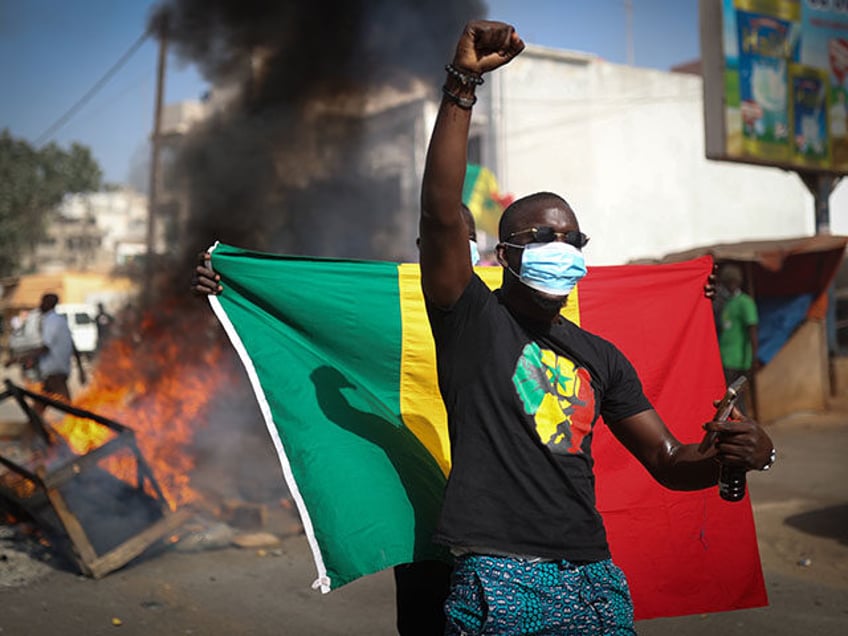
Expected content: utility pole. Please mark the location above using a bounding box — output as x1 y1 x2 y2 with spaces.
144 14 168 305
625 0 635 66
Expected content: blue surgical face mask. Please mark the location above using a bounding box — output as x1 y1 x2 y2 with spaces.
510 241 587 296
470 240 480 266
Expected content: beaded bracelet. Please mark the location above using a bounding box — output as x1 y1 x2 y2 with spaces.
442 85 477 109
445 63 484 87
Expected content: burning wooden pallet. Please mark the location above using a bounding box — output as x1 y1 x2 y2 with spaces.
0 379 190 578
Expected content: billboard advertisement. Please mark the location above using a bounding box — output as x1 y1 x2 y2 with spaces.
701 0 848 174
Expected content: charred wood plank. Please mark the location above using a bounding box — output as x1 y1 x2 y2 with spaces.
86 508 192 579
39 467 99 576
2 380 56 445
4 380 132 434
40 433 135 490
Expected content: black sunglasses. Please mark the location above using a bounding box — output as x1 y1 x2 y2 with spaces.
503 226 590 249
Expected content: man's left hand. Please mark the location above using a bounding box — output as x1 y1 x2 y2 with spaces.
702 410 774 471
191 251 222 296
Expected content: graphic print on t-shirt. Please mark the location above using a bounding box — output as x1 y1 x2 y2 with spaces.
513 342 596 454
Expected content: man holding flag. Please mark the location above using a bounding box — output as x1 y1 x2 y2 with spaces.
418 19 775 634
190 18 775 635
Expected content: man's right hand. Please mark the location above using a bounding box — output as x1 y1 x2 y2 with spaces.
452 20 525 75
191 251 222 296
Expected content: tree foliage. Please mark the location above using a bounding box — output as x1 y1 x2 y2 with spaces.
0 129 103 277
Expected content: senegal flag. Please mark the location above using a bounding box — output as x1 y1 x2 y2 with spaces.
462 163 510 239
207 242 767 620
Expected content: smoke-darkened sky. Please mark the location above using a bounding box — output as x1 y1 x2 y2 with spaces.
154 0 486 100
150 0 489 266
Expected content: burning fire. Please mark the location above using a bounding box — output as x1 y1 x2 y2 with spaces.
52 300 237 510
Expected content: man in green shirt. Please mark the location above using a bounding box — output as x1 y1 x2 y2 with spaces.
718 264 759 396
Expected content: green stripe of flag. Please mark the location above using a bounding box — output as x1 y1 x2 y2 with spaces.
208 243 447 590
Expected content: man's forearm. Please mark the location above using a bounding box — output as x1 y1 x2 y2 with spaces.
659 418 775 491
655 444 721 491
421 75 475 227
421 20 524 230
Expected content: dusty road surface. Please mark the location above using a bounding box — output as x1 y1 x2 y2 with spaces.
2 400 847 635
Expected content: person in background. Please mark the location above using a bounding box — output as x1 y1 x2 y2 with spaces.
37 293 80 401
418 19 775 634
717 263 759 410
711 267 731 335
5 293 84 402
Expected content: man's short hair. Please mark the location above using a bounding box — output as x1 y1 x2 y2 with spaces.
41 293 59 310
498 192 575 240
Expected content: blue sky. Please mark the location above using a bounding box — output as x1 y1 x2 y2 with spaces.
0 0 700 185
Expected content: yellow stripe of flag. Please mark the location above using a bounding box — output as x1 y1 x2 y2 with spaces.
397 264 580 475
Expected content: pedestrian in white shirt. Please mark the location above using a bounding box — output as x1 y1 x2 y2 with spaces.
35 293 76 401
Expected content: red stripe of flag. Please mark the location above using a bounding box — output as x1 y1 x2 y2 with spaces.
581 256 767 619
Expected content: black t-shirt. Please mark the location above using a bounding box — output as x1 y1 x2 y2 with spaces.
426 274 653 562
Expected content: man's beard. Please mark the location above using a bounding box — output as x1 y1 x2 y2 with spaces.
505 265 569 315
528 290 568 314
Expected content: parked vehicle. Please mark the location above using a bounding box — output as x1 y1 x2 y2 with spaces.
56 303 99 356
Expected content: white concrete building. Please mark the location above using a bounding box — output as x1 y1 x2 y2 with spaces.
35 188 154 273
470 44 844 265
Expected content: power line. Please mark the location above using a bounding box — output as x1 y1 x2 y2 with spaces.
69 68 156 129
34 30 151 146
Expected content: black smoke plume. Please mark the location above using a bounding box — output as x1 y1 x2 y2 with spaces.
128 2 495 505
148 0 486 288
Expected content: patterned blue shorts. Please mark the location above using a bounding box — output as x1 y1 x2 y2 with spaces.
444 554 635 635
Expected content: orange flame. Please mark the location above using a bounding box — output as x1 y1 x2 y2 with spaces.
53 301 236 510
